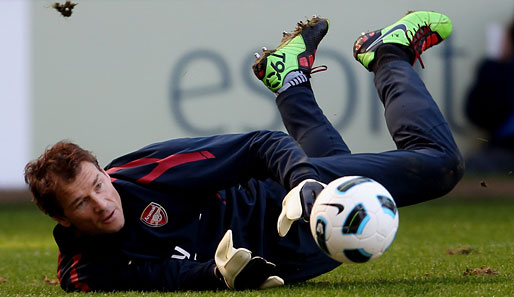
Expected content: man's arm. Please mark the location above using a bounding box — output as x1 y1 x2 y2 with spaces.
105 130 320 190
55 224 226 292
57 231 283 292
57 249 225 292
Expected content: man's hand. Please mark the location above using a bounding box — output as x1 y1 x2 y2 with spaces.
214 230 284 290
277 179 326 237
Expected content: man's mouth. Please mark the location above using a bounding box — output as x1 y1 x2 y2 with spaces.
102 209 116 224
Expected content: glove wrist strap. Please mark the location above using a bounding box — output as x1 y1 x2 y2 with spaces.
214 267 231 289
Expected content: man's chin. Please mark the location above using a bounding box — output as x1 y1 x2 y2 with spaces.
103 219 125 234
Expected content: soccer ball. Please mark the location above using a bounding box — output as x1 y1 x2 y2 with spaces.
310 176 399 263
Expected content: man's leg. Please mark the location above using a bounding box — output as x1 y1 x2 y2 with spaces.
276 83 350 157
313 11 464 207
252 16 348 284
253 17 350 157
312 59 463 206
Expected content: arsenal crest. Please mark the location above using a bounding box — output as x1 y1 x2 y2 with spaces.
140 202 168 227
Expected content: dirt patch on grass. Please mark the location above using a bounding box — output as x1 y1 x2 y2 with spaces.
446 248 473 255
463 266 499 276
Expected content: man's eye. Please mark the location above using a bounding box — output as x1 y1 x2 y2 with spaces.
75 196 90 209
96 182 103 191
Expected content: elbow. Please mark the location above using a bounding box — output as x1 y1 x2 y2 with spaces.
60 280 91 293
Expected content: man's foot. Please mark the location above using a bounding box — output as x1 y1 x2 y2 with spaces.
252 16 329 93
353 11 452 70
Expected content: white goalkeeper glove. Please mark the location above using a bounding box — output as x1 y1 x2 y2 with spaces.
214 230 284 290
277 179 326 237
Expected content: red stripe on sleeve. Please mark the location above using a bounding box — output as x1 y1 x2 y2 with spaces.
200 150 215 159
137 151 214 184
69 254 81 283
105 151 215 184
106 158 159 175
69 254 91 292
57 251 62 282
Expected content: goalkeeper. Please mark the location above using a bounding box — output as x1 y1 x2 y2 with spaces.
24 11 463 292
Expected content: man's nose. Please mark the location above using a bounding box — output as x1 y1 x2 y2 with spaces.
91 194 108 212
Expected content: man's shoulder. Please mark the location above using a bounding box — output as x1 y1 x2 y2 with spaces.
53 224 123 254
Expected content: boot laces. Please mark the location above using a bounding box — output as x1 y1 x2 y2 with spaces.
311 65 328 74
405 23 434 69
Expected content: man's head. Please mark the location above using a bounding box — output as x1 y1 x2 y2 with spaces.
25 141 124 235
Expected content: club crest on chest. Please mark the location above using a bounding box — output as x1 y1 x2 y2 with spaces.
140 202 168 227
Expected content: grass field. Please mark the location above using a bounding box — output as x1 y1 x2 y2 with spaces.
1 193 513 297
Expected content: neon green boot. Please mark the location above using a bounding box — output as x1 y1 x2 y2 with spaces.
253 16 329 93
353 11 452 70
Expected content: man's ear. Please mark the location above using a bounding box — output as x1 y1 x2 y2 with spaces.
51 215 72 227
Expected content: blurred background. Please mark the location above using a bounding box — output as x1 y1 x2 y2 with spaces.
1 0 513 197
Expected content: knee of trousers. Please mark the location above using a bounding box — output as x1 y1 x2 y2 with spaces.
433 150 465 197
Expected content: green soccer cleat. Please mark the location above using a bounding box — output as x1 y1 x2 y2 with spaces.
253 16 329 93
353 11 452 70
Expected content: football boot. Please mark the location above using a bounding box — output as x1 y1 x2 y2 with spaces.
353 11 452 70
253 16 329 93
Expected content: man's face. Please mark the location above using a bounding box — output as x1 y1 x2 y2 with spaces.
54 161 125 235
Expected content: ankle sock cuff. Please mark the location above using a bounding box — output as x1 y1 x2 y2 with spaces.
370 44 413 73
276 71 309 95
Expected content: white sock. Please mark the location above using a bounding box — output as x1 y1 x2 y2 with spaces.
276 71 308 95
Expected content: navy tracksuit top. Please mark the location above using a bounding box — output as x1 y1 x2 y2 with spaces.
54 130 339 292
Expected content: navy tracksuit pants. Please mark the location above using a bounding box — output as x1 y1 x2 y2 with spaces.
277 60 464 207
